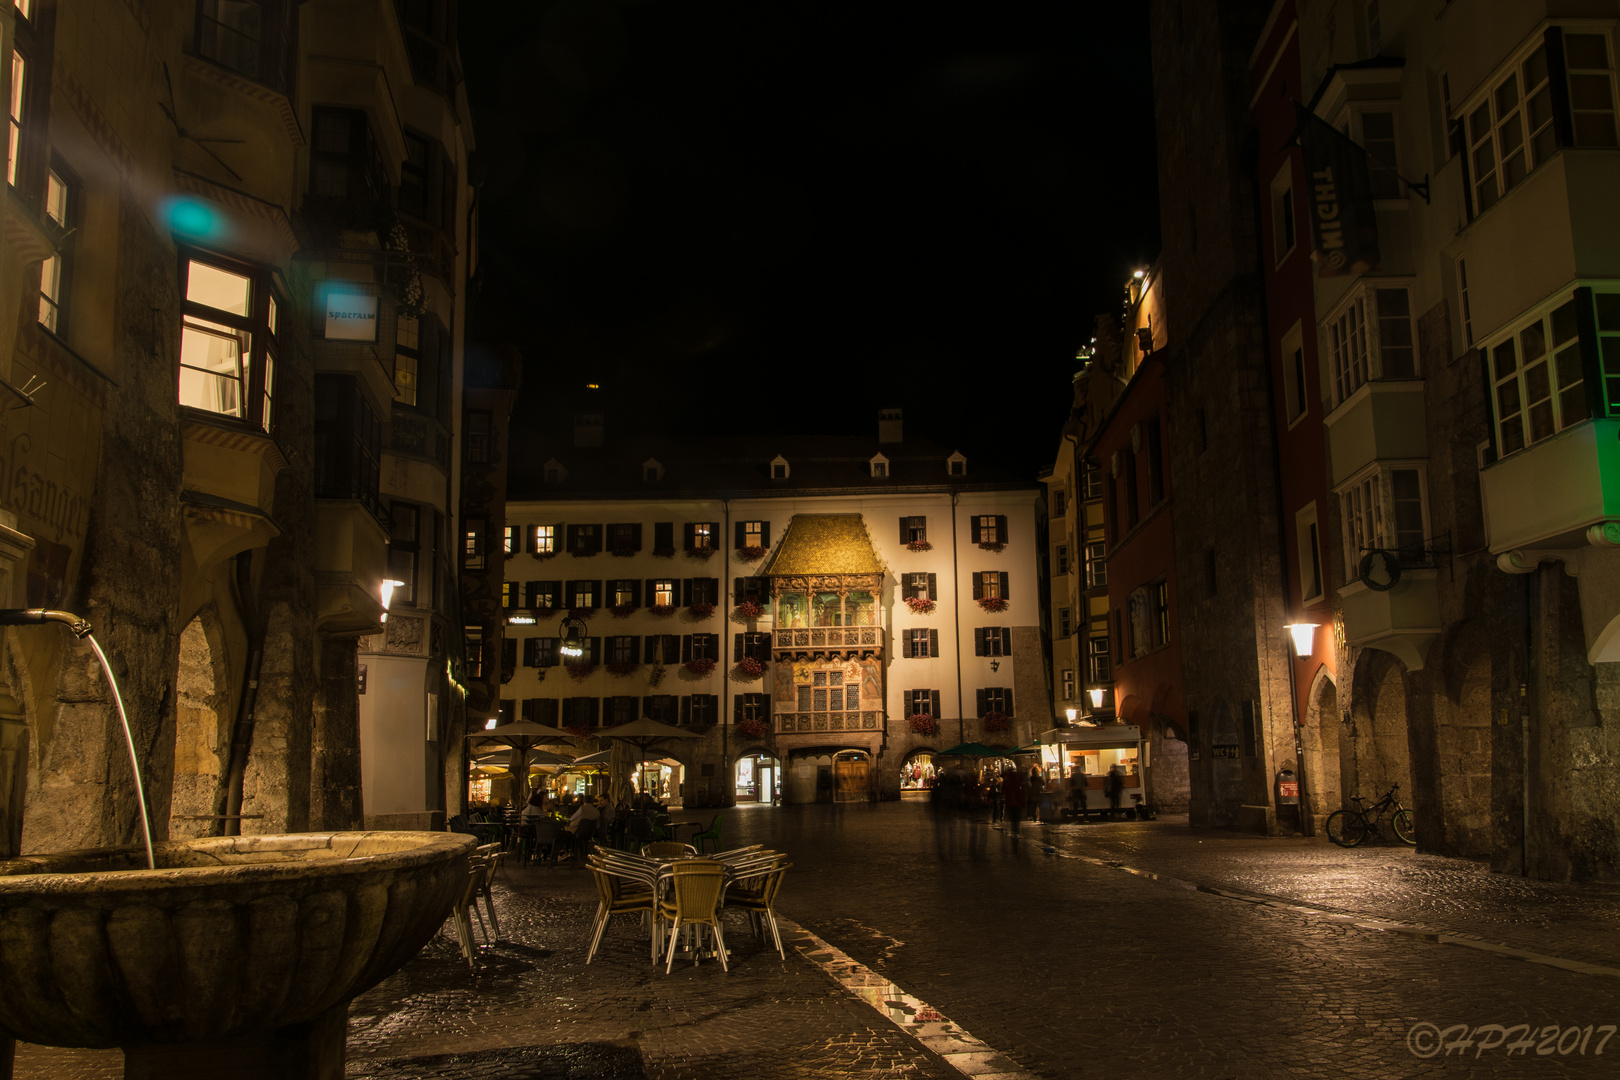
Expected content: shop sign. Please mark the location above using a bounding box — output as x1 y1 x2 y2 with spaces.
324 290 379 342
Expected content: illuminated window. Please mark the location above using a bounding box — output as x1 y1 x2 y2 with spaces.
1086 542 1107 587
501 581 514 609
463 518 486 570
1062 669 1075 701
977 516 999 544
464 624 483 679
974 572 1004 600
743 521 764 546
502 526 517 556
692 522 711 550
653 579 675 607
533 525 554 553
1087 636 1111 684
394 315 419 405
179 257 278 430
8 51 24 187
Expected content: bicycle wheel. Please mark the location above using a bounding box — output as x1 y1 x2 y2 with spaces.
1392 809 1416 845
1326 810 1367 847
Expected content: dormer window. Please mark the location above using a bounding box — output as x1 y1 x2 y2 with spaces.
543 458 566 485
771 454 790 480
947 452 967 477
643 457 664 483
870 453 889 478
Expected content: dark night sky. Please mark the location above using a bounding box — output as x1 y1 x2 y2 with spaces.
460 1 1160 481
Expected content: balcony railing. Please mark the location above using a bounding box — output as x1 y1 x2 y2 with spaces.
773 627 883 650
776 711 882 733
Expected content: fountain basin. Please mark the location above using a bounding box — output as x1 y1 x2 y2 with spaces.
0 831 473 1055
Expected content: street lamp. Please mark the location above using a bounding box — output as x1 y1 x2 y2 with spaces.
1285 623 1319 656
1065 707 1077 723
1089 687 1105 710
379 579 405 623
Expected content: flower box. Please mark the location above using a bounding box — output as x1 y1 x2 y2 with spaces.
905 596 936 615
906 539 932 552
652 545 676 558
977 597 1009 614
734 600 764 620
564 724 594 739
981 711 1011 733
685 546 715 560
738 545 767 563
532 607 557 620
736 657 765 678
907 714 940 736
569 607 595 621
610 547 638 558
606 659 639 677
684 657 717 677
609 604 637 618
737 718 770 738
686 602 715 619
977 541 1006 553
565 662 597 682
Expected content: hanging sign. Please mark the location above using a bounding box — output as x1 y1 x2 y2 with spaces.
323 290 379 342
1294 103 1381 278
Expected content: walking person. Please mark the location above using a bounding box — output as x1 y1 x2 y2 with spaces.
1105 764 1124 815
1002 766 1027 838
1028 763 1044 822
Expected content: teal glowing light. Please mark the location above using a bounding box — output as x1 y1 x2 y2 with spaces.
159 196 226 240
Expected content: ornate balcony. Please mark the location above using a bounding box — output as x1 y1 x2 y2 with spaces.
775 711 882 733
772 626 884 657
1482 418 1620 662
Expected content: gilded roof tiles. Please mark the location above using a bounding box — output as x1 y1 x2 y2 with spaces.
766 515 886 576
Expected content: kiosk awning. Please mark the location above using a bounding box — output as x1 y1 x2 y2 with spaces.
1039 725 1142 751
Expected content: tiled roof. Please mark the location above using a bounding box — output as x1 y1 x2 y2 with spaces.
765 515 886 576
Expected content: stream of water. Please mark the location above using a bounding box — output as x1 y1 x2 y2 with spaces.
85 633 154 870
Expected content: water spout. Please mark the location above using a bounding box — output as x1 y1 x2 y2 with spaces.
0 610 154 869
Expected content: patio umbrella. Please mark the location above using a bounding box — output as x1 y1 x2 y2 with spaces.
596 718 701 799
468 721 574 807
1007 743 1043 756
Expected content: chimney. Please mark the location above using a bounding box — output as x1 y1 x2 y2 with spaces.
878 407 903 445
573 411 604 448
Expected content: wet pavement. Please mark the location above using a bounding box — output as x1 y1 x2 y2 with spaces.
11 801 1620 1078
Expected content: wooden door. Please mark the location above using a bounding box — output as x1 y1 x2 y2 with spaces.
834 760 868 802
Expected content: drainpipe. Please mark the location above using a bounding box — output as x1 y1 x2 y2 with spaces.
220 551 265 837
1520 680 1531 876
951 492 965 745
722 498 731 809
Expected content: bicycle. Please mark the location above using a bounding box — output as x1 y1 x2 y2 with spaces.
1325 784 1415 847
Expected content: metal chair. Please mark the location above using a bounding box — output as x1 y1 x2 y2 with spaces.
658 859 730 973
690 813 724 854
644 840 695 859
725 857 792 960
586 857 660 964
452 854 491 971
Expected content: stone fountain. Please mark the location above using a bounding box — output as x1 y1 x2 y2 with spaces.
0 609 474 1079
0 830 473 1079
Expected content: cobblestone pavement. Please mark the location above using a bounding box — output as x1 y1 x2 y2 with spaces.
12 802 1620 1079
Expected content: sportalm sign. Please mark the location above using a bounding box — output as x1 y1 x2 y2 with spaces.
324 291 379 342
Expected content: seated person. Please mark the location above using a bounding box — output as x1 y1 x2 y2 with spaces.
520 789 549 821
561 796 600 856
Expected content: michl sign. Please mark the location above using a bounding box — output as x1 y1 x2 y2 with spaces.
1294 103 1381 278
324 290 380 342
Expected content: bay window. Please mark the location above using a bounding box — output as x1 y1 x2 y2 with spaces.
1339 465 1430 576
1326 285 1418 409
1488 298 1584 455
179 256 280 431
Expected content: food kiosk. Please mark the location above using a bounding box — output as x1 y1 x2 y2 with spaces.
1040 724 1146 816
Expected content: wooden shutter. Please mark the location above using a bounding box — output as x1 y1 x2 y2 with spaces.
708 521 720 545
663 635 678 663
760 522 770 547
905 688 915 714
996 515 1008 542
645 578 658 605
562 580 574 606
680 579 692 606
680 696 691 724
1001 627 1012 654
643 635 658 663
522 639 537 666
682 522 696 549
927 573 937 600
734 633 744 659
630 523 642 551
540 699 559 724
735 577 745 601
970 517 982 543
734 694 744 723
629 580 642 607
681 635 692 662
587 637 600 663
901 631 913 658
735 522 747 548
1004 688 1015 715
929 629 939 657
931 689 941 717
998 571 1009 599
566 524 579 552
900 517 909 544
761 632 771 653
641 696 653 718
655 521 674 550
976 688 987 717
601 697 612 725
972 574 983 600
973 628 985 656
704 577 720 603
763 693 771 719
587 697 599 726
628 636 641 663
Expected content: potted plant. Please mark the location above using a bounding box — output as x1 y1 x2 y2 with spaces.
734 600 764 620
981 711 1010 733
737 717 770 738
609 603 636 618
736 656 765 678
606 659 639 677
565 662 597 682
905 596 936 615
684 657 717 677
686 601 715 619
569 606 595 621
978 540 1006 553
738 545 767 562
977 596 1009 614
906 539 932 552
907 713 939 736
685 546 715 561
649 604 677 617
564 723 594 739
